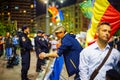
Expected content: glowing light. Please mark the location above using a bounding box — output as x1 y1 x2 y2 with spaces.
30 4 34 8
60 0 63 3
7 12 10 15
23 10 26 13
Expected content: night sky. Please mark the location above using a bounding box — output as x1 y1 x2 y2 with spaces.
36 0 77 16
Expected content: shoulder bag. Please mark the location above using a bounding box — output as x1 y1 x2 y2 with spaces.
90 47 113 80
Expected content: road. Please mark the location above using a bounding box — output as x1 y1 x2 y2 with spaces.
0 50 75 80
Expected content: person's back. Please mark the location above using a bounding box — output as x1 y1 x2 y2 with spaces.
12 35 19 55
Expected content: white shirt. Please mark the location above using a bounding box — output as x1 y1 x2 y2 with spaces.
79 42 120 80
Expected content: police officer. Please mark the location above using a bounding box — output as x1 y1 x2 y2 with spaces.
34 30 44 72
41 32 50 53
19 26 33 80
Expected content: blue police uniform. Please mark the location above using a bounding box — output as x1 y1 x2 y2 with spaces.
57 33 83 79
40 36 50 64
19 32 33 80
40 37 49 53
34 35 44 72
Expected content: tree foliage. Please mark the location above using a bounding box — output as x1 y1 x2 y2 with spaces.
0 22 6 35
0 21 14 36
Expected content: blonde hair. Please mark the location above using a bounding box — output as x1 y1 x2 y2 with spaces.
54 26 66 33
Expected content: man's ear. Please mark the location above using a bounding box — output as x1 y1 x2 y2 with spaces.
94 33 98 39
95 30 99 38
96 33 98 37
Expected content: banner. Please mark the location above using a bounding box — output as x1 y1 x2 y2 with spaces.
48 6 64 23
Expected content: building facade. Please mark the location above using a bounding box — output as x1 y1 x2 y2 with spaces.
35 2 90 34
60 3 90 33
0 0 36 29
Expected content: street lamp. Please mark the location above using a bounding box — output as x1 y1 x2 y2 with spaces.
44 0 49 35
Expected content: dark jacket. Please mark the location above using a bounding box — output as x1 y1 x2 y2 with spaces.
19 33 33 51
34 36 42 56
4 37 12 48
57 33 83 76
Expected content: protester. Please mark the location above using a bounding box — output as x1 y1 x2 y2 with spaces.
39 26 83 80
79 22 120 80
19 26 33 80
4 32 13 60
4 32 14 68
12 34 19 55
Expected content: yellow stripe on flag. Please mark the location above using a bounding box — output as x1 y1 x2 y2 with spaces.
85 0 110 46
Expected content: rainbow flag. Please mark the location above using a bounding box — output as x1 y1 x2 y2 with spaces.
55 10 64 22
86 0 120 46
48 6 64 23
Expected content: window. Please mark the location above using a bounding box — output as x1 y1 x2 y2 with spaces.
15 6 19 10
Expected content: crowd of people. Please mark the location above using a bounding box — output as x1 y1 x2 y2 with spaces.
0 32 19 68
0 22 120 80
39 22 120 80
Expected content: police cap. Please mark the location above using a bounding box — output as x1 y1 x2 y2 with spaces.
22 25 27 31
37 30 43 34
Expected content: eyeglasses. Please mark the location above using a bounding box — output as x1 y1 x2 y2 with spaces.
55 32 62 35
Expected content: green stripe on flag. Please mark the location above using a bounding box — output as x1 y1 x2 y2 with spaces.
79 0 92 19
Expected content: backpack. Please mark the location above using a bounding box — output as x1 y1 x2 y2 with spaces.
12 55 19 65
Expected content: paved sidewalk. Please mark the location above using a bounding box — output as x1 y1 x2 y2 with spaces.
0 50 37 80
36 58 53 80
0 50 75 80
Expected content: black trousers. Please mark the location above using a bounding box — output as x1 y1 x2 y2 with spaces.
13 44 17 55
0 50 3 57
21 50 30 80
74 73 81 80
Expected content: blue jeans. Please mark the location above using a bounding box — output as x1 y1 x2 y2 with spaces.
6 48 12 60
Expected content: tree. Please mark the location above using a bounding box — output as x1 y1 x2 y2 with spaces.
0 22 6 35
0 21 15 36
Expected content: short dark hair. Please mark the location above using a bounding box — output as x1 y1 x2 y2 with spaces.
97 22 110 30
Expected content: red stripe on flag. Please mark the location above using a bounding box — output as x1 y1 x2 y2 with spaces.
98 4 120 37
